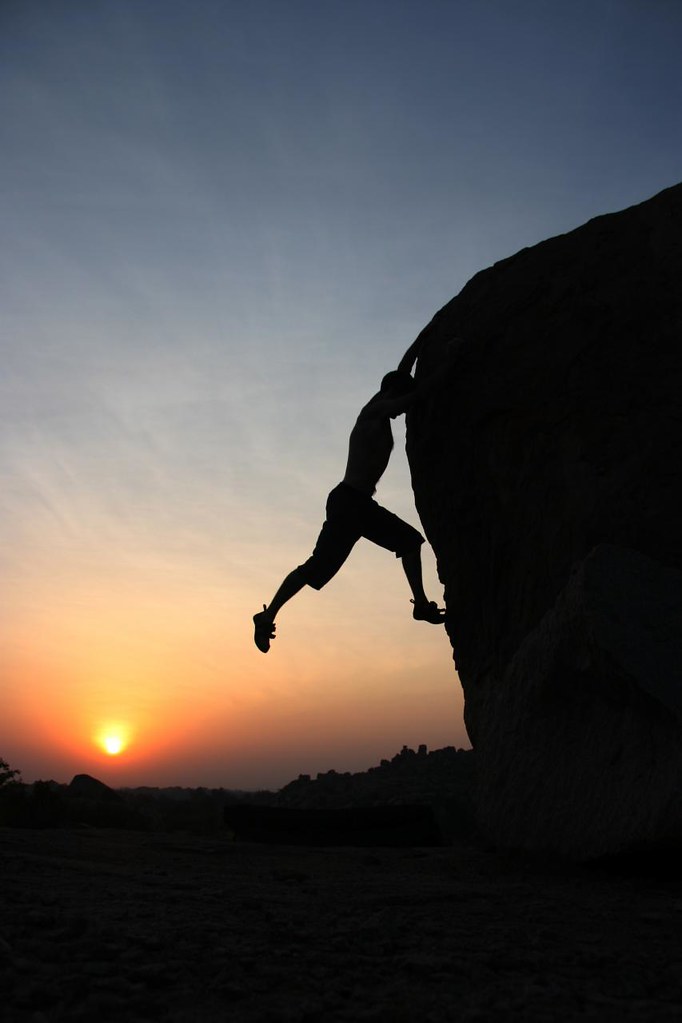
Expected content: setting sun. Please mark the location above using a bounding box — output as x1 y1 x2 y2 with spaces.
94 725 131 758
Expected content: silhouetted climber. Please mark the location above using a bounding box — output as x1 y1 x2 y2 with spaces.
253 332 461 653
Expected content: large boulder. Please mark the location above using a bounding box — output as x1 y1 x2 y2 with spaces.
407 183 682 858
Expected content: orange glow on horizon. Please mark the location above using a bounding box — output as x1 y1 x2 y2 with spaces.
4 562 467 788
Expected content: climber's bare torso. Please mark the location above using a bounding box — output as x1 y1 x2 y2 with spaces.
342 393 407 496
341 337 466 496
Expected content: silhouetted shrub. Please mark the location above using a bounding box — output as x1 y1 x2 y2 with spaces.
0 756 21 787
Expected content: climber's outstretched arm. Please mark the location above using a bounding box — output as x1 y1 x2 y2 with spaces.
396 320 472 376
413 334 469 396
396 321 437 375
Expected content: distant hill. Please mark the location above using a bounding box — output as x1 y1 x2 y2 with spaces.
0 745 476 840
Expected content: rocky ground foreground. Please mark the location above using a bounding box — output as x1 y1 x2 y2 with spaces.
2 827 682 1021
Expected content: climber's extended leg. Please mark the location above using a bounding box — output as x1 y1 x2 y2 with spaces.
253 605 276 653
253 487 363 653
253 566 308 653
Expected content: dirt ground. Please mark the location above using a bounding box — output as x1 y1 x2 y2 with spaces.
2 827 682 1022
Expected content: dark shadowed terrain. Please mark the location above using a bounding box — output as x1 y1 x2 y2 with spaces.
2 826 682 1022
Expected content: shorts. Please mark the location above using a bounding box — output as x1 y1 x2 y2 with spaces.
299 482 424 591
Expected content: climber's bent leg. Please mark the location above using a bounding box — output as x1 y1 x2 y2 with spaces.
400 545 429 607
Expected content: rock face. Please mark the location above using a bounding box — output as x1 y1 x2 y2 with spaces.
407 183 682 858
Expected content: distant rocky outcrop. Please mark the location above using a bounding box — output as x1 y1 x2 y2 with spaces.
225 745 475 847
275 744 473 809
249 745 476 845
408 183 682 859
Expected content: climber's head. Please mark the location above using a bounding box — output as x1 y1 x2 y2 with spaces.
380 370 415 398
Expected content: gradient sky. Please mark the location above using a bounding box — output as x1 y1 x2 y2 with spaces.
2 0 681 789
